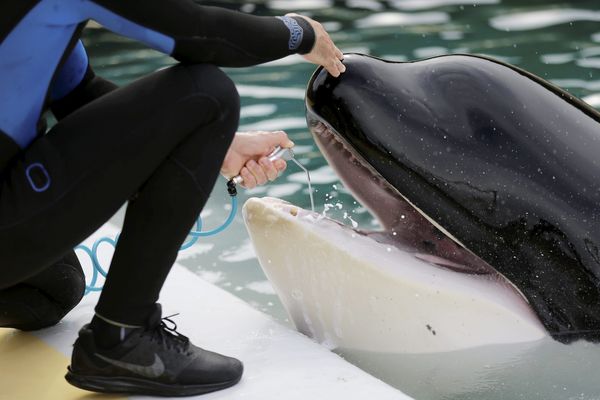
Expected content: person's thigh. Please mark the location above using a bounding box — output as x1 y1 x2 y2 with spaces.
0 64 233 288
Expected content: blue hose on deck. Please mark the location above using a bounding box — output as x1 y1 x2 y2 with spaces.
78 194 238 295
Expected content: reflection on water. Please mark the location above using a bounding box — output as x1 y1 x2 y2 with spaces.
85 0 600 398
339 338 600 400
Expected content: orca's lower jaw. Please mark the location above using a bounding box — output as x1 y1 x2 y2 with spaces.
242 195 548 353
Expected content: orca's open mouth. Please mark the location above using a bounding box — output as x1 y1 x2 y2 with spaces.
242 188 547 353
308 115 516 279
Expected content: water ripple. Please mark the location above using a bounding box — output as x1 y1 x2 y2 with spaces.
240 104 278 119
288 165 339 184
236 85 305 99
551 79 600 91
266 183 303 198
347 0 384 11
239 117 307 131
219 240 257 263
268 0 332 10
414 46 449 59
355 11 450 29
583 93 600 108
541 53 576 65
490 9 600 32
577 58 600 69
246 281 277 295
581 93 600 108
391 0 499 11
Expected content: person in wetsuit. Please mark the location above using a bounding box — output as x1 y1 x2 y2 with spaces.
0 0 345 396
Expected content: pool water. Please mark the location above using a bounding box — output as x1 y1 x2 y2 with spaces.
81 1 600 399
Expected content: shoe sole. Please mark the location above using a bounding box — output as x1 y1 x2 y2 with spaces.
65 368 242 397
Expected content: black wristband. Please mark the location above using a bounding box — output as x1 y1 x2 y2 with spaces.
290 16 316 55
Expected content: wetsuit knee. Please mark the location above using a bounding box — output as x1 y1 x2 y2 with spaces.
179 63 240 137
0 251 85 331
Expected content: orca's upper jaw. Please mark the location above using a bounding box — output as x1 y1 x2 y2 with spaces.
306 111 500 276
305 54 413 232
305 54 512 278
305 63 497 276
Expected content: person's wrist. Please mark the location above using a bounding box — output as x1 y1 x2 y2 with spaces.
289 16 316 54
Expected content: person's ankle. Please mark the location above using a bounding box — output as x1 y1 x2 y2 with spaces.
89 313 142 349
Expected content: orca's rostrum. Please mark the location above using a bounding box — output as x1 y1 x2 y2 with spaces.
305 53 600 343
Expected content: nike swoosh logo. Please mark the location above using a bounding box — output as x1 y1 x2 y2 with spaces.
95 353 165 378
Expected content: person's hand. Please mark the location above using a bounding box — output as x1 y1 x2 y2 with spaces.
221 131 294 189
286 13 346 77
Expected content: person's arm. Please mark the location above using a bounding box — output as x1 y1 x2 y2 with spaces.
49 41 118 120
82 0 316 67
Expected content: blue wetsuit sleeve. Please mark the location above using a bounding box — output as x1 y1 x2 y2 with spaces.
85 0 315 67
49 40 89 102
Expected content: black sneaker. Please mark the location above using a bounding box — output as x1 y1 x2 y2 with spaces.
65 305 243 397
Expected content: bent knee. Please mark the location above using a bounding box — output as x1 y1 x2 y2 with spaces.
0 255 85 331
179 64 240 127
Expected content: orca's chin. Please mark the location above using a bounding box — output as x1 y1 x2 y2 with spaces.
242 196 547 354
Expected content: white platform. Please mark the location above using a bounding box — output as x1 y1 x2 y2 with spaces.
0 224 410 400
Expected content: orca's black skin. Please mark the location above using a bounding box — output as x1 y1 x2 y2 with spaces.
306 53 600 343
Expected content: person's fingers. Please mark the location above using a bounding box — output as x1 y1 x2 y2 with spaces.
240 167 256 189
290 13 345 77
326 59 341 77
259 157 279 181
321 40 345 76
325 56 345 76
247 159 268 185
273 159 287 172
264 130 294 150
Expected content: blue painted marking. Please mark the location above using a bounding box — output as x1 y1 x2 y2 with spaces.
25 163 51 192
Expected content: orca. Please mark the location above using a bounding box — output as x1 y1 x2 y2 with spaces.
304 53 600 343
243 53 600 353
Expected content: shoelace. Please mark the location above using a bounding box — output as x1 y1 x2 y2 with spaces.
146 314 190 353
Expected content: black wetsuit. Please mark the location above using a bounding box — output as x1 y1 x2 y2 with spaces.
0 0 315 326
